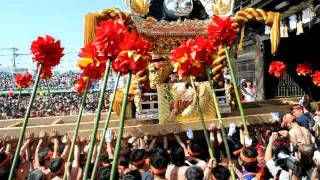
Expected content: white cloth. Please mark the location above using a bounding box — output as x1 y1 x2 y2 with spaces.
266 159 289 180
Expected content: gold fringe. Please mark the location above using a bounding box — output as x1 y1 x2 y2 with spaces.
238 24 245 51
271 12 280 55
84 13 99 45
83 8 132 45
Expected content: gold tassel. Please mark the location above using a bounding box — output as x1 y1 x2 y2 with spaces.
83 8 130 45
238 24 245 51
270 12 280 55
84 13 99 45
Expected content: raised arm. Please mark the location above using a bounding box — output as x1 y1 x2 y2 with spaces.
19 132 33 159
50 129 59 159
174 130 188 156
265 132 277 161
60 134 71 160
70 139 80 180
34 130 46 169
147 136 157 152
105 130 114 159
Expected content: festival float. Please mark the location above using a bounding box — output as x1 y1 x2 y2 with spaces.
1 0 320 139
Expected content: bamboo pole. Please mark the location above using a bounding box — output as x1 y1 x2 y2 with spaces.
82 59 111 179
205 67 236 180
189 77 215 158
224 45 249 136
91 73 120 180
63 78 91 180
9 64 43 180
110 72 132 179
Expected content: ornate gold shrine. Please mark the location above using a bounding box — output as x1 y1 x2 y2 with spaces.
132 16 209 57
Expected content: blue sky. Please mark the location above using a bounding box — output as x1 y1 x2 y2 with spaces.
0 0 127 72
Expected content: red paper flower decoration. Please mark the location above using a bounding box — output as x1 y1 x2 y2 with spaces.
15 72 33 89
268 61 287 78
111 32 152 75
171 36 216 77
94 18 128 59
74 76 92 94
77 43 106 79
312 71 320 87
31 35 64 68
296 63 312 76
39 67 53 80
208 16 238 46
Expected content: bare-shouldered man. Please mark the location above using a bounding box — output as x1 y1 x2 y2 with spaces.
280 113 314 145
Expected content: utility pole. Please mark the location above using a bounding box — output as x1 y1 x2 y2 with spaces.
0 47 30 72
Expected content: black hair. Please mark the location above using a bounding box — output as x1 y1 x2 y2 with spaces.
211 165 231 180
123 170 142 180
130 149 146 168
302 101 311 111
185 166 204 180
274 145 290 159
0 153 7 163
188 140 202 159
150 155 169 170
299 144 315 173
316 135 320 150
49 158 64 173
249 135 259 148
27 169 45 180
57 144 65 156
120 148 131 168
98 167 118 180
0 165 11 179
170 145 185 166
100 154 110 164
241 147 258 173
38 153 46 166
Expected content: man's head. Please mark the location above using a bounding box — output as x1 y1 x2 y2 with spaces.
27 169 45 180
98 167 118 180
291 105 304 118
150 155 169 177
0 152 10 168
187 141 202 159
211 165 230 180
123 170 142 180
281 113 296 128
49 158 64 175
0 164 11 179
185 166 204 180
130 149 146 169
238 147 258 173
170 145 185 166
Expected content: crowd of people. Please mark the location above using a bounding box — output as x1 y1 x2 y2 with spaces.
0 97 319 179
0 72 84 91
0 92 110 119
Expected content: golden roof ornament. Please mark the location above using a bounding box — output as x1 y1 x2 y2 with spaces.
126 0 151 16
200 0 234 17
